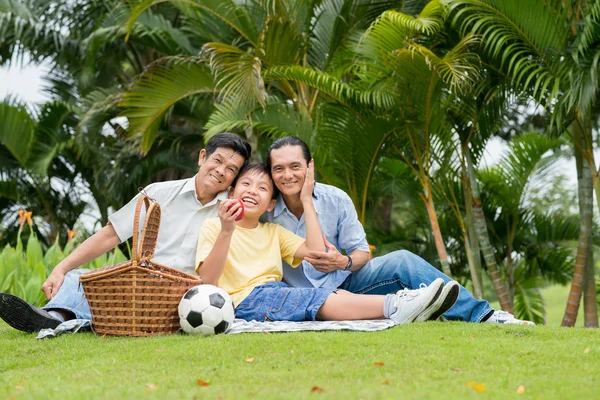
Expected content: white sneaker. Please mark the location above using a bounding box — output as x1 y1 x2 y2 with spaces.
414 280 460 322
389 278 444 324
483 310 536 326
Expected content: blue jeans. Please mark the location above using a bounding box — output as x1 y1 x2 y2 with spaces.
235 282 334 322
42 269 92 320
338 250 492 322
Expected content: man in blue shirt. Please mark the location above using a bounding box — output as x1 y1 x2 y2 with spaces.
263 136 534 325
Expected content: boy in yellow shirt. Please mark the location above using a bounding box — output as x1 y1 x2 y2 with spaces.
195 163 459 323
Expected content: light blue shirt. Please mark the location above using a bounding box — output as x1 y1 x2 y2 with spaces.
263 183 370 289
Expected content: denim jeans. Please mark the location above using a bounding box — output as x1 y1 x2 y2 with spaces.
338 250 492 322
42 269 92 320
235 282 334 322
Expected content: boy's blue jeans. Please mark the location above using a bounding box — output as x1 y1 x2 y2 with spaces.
337 250 492 322
42 269 92 320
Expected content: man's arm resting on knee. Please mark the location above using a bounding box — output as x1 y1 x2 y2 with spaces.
42 224 122 300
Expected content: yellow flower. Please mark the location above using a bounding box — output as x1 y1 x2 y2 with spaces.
25 211 33 227
67 228 77 242
368 244 376 254
17 210 27 227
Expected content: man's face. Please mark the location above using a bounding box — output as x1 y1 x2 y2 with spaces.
269 145 308 197
198 147 245 194
231 171 276 217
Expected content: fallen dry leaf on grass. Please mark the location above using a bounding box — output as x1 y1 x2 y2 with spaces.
466 382 486 391
15 386 24 391
311 386 325 393
450 368 463 373
382 380 389 385
197 379 211 387
374 361 385 366
440 337 445 340
146 384 158 391
245 357 255 363
471 334 477 339
517 385 525 394
584 347 590 354
19 379 26 383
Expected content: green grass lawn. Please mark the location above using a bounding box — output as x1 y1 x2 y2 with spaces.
1 319 599 399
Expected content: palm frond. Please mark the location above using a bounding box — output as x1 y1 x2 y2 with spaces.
0 101 35 166
125 0 261 45
512 269 545 324
402 33 482 95
119 57 215 153
315 103 398 221
205 97 313 140
203 42 267 108
28 102 73 175
264 65 395 109
258 15 304 66
382 1 446 36
445 0 571 103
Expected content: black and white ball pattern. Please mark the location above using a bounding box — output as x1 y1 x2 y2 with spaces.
178 284 235 336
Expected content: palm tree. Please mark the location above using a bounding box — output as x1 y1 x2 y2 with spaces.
445 0 598 327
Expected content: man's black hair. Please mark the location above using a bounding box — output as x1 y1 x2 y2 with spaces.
265 136 312 170
236 162 279 199
205 132 252 171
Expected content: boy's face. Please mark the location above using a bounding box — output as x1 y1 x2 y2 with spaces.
269 145 308 197
230 171 276 218
198 147 246 194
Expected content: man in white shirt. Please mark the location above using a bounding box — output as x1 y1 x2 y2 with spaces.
0 133 251 333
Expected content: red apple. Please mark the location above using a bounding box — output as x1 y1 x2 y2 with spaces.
227 199 244 221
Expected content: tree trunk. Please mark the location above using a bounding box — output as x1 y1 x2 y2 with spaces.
577 115 599 328
461 152 483 299
562 119 593 327
422 193 452 277
583 230 598 327
463 232 483 299
466 152 512 312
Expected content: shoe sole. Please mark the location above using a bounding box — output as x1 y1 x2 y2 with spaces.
398 278 445 324
415 281 460 322
0 293 60 333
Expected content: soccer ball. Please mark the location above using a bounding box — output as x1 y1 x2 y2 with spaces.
178 284 235 336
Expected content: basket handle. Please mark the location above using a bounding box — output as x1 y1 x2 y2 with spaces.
131 195 152 263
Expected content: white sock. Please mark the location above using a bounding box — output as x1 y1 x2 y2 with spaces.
47 310 66 322
383 294 397 318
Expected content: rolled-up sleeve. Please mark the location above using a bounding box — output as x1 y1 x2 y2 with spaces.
108 184 159 243
336 194 370 254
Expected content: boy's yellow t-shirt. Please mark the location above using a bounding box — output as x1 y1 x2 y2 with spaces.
195 218 305 306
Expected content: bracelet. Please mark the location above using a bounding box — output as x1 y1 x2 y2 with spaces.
343 255 353 271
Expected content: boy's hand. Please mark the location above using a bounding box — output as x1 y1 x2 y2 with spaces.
219 199 242 233
300 160 315 204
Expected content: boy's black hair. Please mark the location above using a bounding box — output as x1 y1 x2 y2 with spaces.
205 132 252 171
236 162 279 199
265 136 312 170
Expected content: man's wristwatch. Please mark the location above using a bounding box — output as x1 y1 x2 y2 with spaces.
343 255 353 271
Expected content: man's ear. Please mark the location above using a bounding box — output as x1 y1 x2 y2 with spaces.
198 149 207 167
267 199 277 212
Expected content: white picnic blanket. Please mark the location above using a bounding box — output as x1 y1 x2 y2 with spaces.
37 318 395 339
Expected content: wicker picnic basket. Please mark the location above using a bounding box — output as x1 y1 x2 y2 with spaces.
80 195 201 336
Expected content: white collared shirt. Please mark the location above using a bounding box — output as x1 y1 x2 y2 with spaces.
108 175 227 276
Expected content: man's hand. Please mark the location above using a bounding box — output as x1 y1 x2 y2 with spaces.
300 160 315 204
219 199 242 234
304 235 348 273
41 269 66 300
